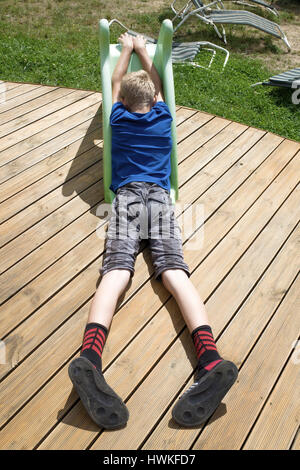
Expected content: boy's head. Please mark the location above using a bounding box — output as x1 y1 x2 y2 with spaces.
120 70 156 111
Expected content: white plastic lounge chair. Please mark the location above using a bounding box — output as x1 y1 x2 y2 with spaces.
171 0 291 51
108 19 229 70
172 41 229 69
230 1 278 17
252 67 300 88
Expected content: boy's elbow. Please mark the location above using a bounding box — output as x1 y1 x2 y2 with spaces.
111 76 119 87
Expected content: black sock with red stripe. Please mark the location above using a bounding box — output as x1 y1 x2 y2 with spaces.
80 322 108 373
192 325 223 380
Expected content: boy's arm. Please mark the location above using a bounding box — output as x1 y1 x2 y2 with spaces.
133 36 164 102
111 33 133 104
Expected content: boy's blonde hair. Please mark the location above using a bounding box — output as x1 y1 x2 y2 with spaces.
120 70 156 109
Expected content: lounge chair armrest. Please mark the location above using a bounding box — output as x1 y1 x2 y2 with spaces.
108 18 128 31
199 41 230 68
171 0 180 16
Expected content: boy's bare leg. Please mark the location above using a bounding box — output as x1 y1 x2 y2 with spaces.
88 269 131 329
68 269 131 429
161 269 209 332
161 269 238 427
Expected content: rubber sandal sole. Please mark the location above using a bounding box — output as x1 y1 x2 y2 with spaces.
68 356 129 430
172 360 238 427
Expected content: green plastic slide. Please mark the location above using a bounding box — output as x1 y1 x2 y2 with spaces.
99 18 178 204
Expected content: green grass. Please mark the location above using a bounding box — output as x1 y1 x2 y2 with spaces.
0 26 101 90
0 0 299 141
174 52 299 140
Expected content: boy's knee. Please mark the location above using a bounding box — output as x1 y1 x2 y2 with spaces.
161 268 189 284
102 268 132 283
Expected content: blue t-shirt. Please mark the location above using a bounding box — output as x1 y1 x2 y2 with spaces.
110 101 173 193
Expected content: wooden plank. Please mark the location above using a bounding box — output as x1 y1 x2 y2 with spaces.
0 147 298 448
0 170 102 302
176 111 213 142
0 89 92 154
179 125 264 196
0 87 75 134
175 107 198 126
0 91 298 448
0 163 102 251
25 145 299 449
143 217 300 450
179 132 284 211
177 117 230 163
0 135 295 368
1 83 42 102
1 112 241 284
86 173 300 450
0 88 298 450
0 101 102 185
0 82 23 93
0 356 90 450
291 428 300 450
0 120 245 275
0 141 100 224
0 182 102 276
0 215 104 339
0 151 102 242
204 221 299 364
2 225 298 450
0 261 100 382
0 108 196 266
243 354 300 450
0 300 91 429
0 120 252 378
0 107 195 220
0 127 277 339
179 121 248 183
0 84 58 117
41 317 190 451
0 91 98 164
0 106 193 195
191 275 300 450
0 123 102 204
180 142 299 267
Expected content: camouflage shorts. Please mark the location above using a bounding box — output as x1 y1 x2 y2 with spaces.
101 182 190 280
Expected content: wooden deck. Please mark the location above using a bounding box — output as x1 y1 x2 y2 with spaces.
0 81 299 451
